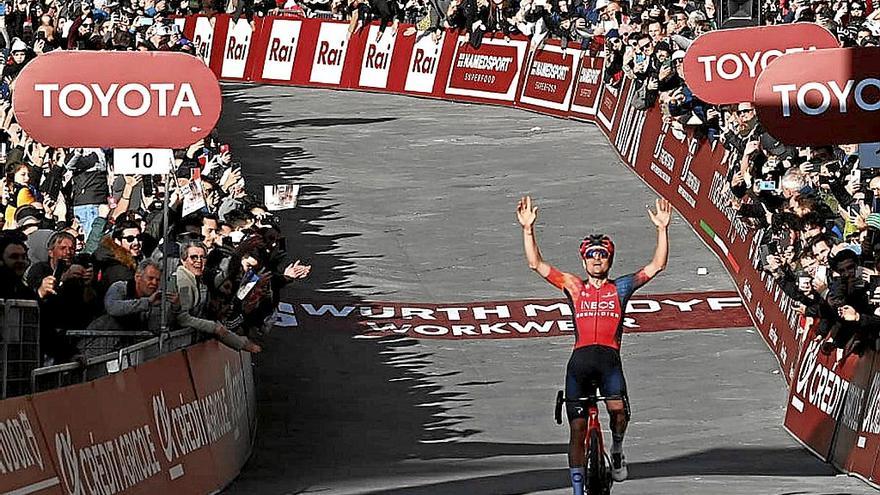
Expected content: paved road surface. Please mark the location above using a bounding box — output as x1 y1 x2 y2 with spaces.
219 85 875 495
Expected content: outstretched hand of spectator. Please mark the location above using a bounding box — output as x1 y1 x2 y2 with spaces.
743 139 760 156
221 168 242 192
731 170 745 188
284 260 311 279
185 139 205 159
516 195 538 230
839 305 860 322
124 174 143 188
647 198 672 229
38 276 57 298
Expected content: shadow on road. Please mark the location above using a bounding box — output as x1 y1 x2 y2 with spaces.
358 447 844 495
218 85 477 493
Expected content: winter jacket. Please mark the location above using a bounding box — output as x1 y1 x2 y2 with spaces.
94 236 139 294
66 149 108 206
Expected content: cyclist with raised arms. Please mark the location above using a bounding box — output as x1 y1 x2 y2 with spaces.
516 195 671 494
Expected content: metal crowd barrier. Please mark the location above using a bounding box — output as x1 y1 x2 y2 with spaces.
30 328 197 394
0 299 40 399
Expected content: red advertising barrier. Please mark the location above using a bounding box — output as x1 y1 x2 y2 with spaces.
399 32 447 97
516 41 580 117
785 332 863 461
443 35 528 105
0 342 256 494
216 16 263 81
0 396 60 495
250 17 305 85
568 55 603 120
183 342 252 488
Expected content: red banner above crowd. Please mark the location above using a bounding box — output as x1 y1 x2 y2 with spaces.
682 24 839 105
754 47 880 145
13 51 222 148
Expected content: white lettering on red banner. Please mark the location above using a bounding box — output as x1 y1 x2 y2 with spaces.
697 47 818 83
310 23 349 85
152 362 248 469
445 37 526 102
0 410 44 475
519 45 577 111
569 56 603 116
261 19 302 81
287 293 749 340
32 83 201 118
456 53 513 71
221 18 253 79
793 340 861 419
771 78 880 117
54 423 161 495
861 372 880 436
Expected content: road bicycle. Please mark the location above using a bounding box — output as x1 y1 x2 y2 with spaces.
555 388 614 495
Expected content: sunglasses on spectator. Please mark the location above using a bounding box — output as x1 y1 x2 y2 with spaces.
187 254 206 261
120 234 142 242
584 248 610 260
737 108 754 114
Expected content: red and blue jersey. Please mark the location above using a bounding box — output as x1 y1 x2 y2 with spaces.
545 267 652 351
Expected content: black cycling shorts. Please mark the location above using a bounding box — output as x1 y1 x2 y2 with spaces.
564 345 628 421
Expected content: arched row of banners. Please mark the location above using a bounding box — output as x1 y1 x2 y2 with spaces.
0 15 878 495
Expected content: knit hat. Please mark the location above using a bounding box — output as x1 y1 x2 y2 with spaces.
10 38 27 53
866 213 880 231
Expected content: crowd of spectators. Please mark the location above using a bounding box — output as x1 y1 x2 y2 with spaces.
582 0 880 361
0 0 313 367
2 0 878 369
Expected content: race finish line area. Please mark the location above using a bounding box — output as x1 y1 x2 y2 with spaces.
277 292 751 339
219 85 874 495
0 5 877 495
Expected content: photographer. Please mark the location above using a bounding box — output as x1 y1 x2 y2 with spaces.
823 249 878 354
87 259 170 337
25 231 98 364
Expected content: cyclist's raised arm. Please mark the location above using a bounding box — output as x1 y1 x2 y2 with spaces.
643 198 671 279
517 195 555 279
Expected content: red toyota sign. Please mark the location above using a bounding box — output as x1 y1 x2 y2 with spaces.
682 24 838 105
754 47 880 145
13 51 222 148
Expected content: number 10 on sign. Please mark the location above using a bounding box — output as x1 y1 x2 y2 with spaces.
113 149 174 175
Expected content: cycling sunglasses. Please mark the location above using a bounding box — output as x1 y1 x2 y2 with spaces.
584 247 610 260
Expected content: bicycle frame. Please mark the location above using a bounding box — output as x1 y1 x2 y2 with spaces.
555 390 613 495
586 400 605 459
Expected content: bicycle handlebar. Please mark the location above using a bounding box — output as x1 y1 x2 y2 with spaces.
554 390 612 424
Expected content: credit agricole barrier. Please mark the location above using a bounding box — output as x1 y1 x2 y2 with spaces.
177 14 880 487
0 340 256 494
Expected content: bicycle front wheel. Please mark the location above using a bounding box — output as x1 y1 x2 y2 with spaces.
586 428 602 494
